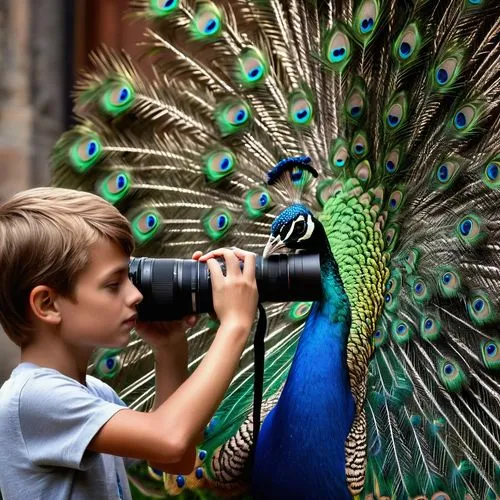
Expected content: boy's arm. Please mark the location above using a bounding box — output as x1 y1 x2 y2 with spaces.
149 333 196 472
135 250 203 472
88 249 258 474
88 320 249 473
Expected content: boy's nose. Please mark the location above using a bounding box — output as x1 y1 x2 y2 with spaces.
127 280 143 306
133 287 143 306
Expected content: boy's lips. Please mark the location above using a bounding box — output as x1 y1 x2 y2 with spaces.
123 315 137 327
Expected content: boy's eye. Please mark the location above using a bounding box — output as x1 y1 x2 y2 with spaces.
106 283 120 290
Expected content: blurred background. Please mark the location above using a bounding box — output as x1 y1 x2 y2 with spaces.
0 0 146 383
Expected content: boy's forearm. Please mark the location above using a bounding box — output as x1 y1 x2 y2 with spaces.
152 338 189 411
149 338 198 473
151 321 249 446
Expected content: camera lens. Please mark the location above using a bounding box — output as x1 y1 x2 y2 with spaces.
129 254 322 321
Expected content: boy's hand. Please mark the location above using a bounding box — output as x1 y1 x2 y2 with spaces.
135 251 202 349
198 248 258 333
136 315 197 349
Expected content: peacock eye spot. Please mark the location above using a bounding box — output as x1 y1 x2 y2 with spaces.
415 283 423 293
460 219 472 236
220 157 230 170
374 330 381 338
147 215 156 228
400 42 411 56
443 272 452 284
176 475 186 487
198 449 207 460
236 110 247 123
486 163 498 180
436 68 448 84
444 362 455 375
297 110 308 120
485 342 496 357
330 47 346 62
206 19 217 33
438 164 449 181
386 160 395 172
473 299 484 312
87 141 98 156
361 18 374 33
454 112 466 129
259 193 269 206
425 319 433 330
116 175 126 189
388 115 399 126
119 87 130 102
397 324 406 334
106 358 115 369
163 0 174 6
385 293 392 303
217 215 227 229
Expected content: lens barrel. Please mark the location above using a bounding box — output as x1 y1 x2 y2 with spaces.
129 254 322 321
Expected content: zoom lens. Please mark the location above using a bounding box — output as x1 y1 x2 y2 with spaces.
129 254 322 321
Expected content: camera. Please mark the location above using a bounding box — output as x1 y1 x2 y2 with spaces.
128 254 323 321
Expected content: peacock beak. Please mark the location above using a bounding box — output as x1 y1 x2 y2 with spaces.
263 235 287 257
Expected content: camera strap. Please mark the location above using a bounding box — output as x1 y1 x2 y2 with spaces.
249 303 267 470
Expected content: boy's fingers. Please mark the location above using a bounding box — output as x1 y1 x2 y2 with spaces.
183 314 198 327
206 258 224 281
198 247 247 262
201 248 241 275
191 250 203 260
220 249 241 275
242 252 257 280
229 247 256 260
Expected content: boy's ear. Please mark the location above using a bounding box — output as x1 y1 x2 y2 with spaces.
29 286 62 326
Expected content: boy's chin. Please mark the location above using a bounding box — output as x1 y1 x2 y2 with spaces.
101 330 132 348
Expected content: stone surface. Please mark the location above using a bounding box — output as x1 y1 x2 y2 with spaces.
0 0 66 383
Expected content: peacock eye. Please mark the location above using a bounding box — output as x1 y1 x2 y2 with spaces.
294 220 306 236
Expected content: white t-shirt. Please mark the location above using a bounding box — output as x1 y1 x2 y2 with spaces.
0 362 132 500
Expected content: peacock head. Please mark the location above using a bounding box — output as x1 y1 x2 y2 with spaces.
264 204 323 257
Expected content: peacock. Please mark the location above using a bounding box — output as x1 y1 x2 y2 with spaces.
51 0 500 498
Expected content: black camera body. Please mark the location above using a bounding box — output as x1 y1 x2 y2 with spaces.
129 254 323 321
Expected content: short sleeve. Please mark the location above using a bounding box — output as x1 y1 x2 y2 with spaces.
19 371 126 469
86 376 141 470
86 375 127 407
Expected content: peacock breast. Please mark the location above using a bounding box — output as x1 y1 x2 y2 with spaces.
251 307 355 499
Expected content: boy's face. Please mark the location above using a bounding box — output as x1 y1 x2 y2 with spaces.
56 238 143 348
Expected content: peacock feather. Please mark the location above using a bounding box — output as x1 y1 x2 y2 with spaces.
52 0 500 498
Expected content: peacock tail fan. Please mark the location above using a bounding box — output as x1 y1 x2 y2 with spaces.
52 0 499 498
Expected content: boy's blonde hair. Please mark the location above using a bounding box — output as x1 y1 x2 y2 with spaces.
0 187 134 346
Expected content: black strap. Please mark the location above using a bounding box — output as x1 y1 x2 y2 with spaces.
249 303 267 469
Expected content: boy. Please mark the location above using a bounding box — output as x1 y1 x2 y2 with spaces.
0 187 258 499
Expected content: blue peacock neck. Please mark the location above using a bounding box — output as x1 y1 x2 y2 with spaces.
318 245 351 324
252 243 355 498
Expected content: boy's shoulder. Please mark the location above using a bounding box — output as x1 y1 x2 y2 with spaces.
0 362 123 415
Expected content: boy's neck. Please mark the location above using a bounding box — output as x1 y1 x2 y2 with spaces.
21 333 93 385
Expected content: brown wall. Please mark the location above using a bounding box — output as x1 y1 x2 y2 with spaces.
1 0 147 382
